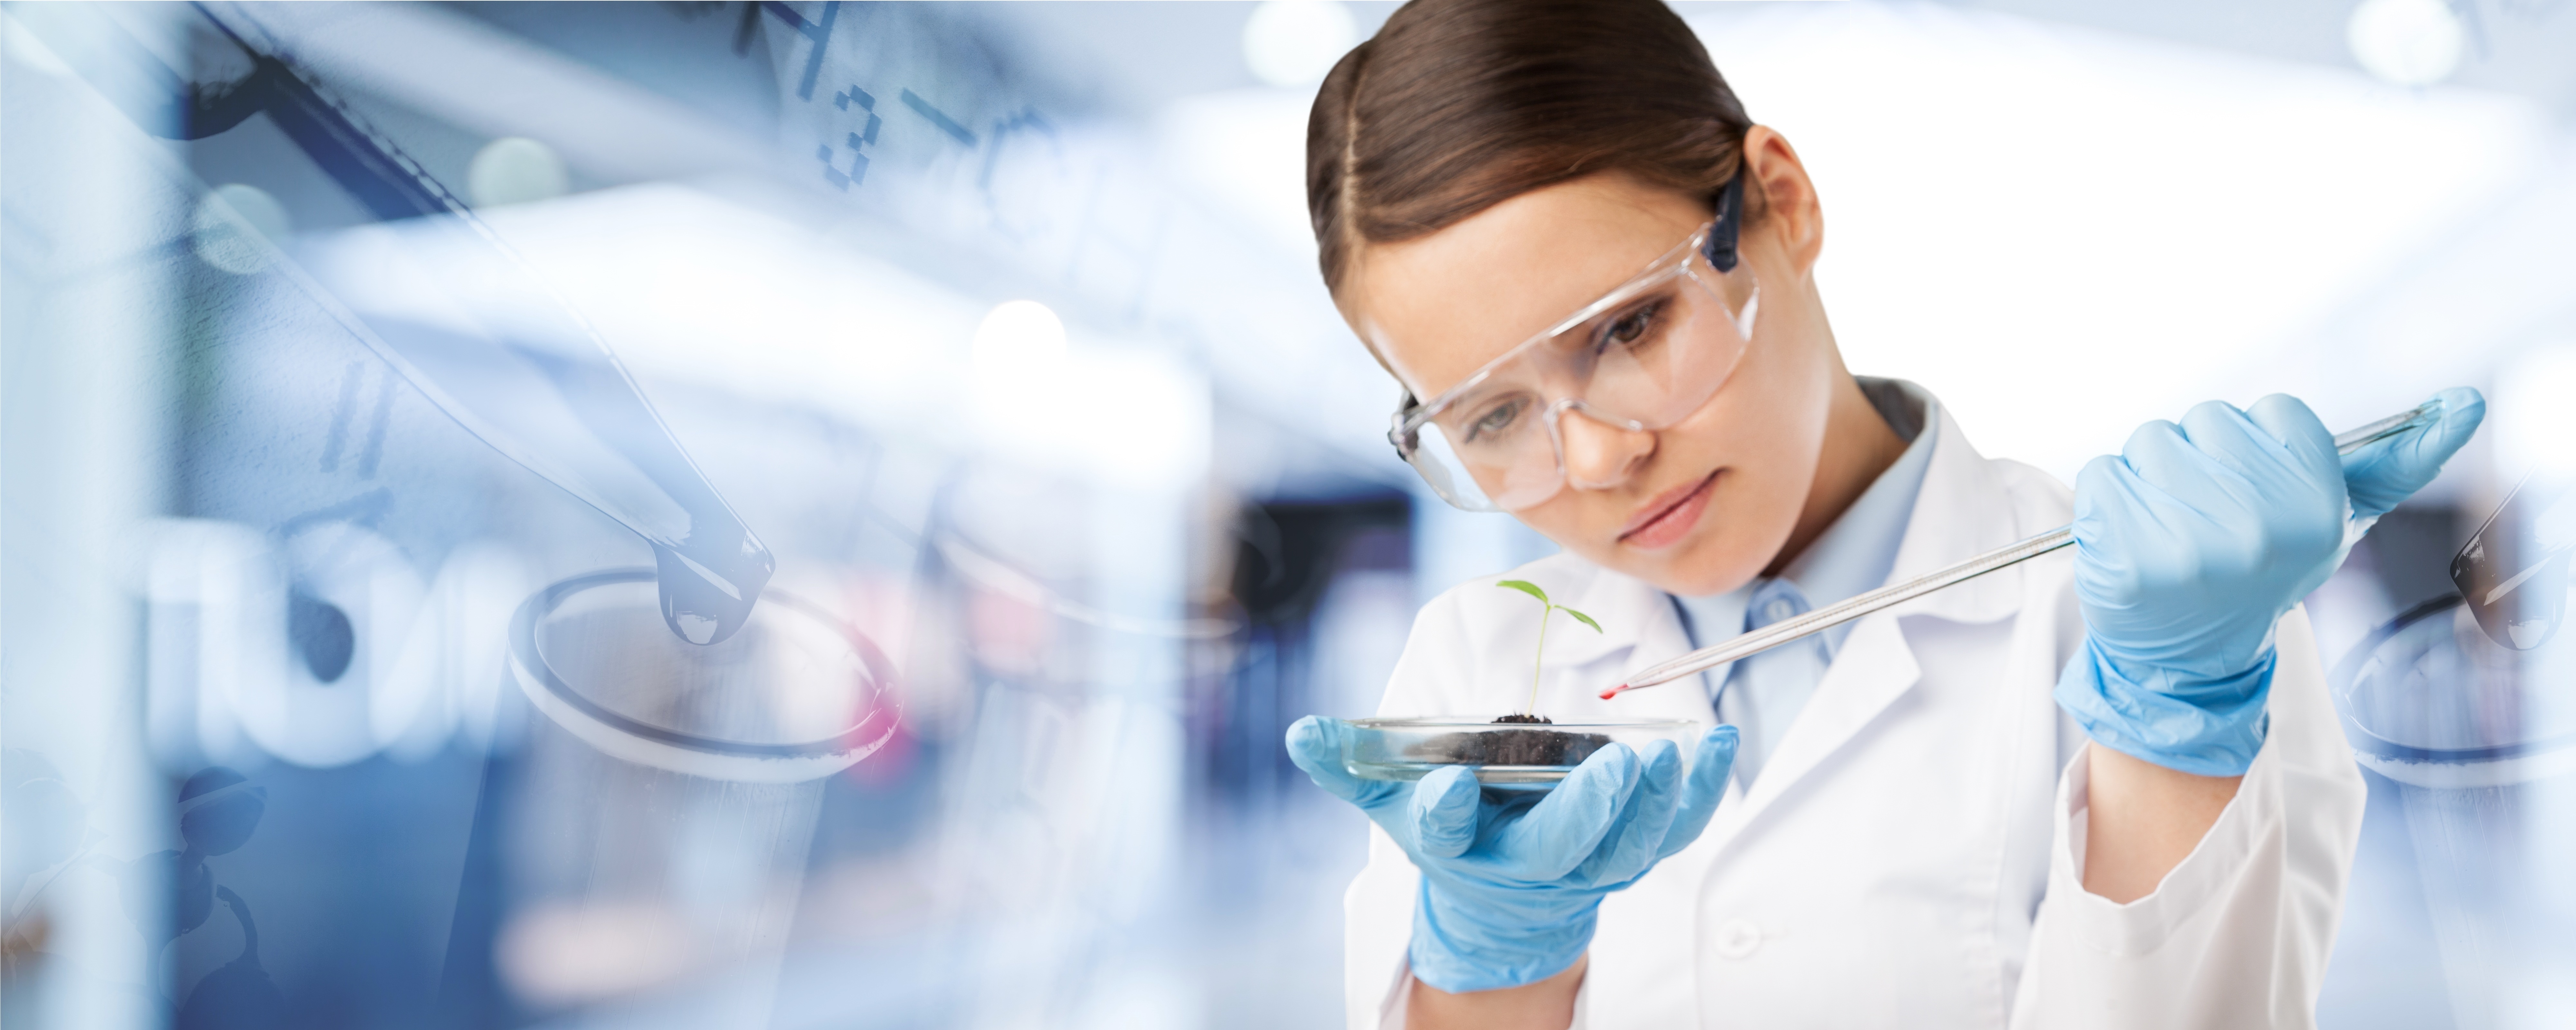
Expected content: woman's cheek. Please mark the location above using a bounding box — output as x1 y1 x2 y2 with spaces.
1508 495 1604 564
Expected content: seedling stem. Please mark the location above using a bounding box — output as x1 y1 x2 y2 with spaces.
1496 580 1602 716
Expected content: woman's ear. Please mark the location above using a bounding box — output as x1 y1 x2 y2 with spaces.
1742 126 1823 278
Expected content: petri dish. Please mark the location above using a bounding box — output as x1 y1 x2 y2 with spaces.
509 569 900 784
1343 716 1699 791
2331 594 2576 789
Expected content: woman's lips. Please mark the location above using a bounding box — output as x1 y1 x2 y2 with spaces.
1618 470 1720 550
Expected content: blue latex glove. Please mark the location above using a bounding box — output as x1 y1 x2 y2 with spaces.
1286 716 1738 993
2343 387 2486 524
2056 391 2484 776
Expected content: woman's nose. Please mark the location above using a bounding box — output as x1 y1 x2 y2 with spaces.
1558 406 1655 491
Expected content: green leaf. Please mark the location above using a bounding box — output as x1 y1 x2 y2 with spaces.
1496 579 1550 604
1562 608 1603 633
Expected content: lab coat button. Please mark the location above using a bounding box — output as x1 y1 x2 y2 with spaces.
1713 919 1762 959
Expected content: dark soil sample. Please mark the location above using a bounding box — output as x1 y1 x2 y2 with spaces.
1412 716 1613 766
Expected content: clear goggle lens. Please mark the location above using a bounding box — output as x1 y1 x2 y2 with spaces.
1393 229 1758 512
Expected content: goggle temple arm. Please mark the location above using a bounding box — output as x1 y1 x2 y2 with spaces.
1388 391 1421 459
1702 169 1746 274
1388 391 1499 512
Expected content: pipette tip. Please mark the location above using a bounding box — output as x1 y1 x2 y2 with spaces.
1599 683 1629 700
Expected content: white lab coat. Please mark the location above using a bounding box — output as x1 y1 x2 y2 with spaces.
1345 400 2365 1028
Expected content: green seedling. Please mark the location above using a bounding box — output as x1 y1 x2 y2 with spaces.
1497 580 1602 717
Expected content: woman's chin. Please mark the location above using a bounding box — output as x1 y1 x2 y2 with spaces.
1610 533 1767 599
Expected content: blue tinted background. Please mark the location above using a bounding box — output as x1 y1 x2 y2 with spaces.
3 3 2570 1028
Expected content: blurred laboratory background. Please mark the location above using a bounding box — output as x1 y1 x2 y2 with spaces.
2 2 2569 1028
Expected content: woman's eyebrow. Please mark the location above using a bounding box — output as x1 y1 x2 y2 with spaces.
1439 363 1549 410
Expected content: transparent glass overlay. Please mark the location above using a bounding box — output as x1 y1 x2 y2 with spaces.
2332 595 2576 787
514 571 900 784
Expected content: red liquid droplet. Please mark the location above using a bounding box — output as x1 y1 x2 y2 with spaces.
1598 683 1630 700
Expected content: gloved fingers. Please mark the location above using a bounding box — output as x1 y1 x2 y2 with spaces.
2115 419 2246 525
2241 394 2344 485
2343 387 2485 521
2213 395 2348 555
1285 716 1391 808
1495 743 1640 881
2170 400 2327 518
2115 419 2193 491
2216 396 2346 539
2098 409 2340 595
2069 453 2129 546
1656 725 1739 861
2174 400 2283 489
1573 738 1684 885
1409 765 1485 859
2070 450 2202 594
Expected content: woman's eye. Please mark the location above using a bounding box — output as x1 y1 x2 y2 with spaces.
1598 300 1666 349
1463 398 1525 443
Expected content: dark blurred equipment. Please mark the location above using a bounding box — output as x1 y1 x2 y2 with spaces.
2451 476 2570 652
1200 495 1410 800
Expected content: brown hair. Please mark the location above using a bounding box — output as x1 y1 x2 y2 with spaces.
1306 0 1757 292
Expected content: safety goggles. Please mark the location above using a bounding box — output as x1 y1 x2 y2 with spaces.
1388 174 1761 512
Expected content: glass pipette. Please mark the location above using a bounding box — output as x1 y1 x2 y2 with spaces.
1601 403 2443 699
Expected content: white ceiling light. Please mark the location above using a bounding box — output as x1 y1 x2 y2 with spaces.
469 136 571 208
972 299 1068 373
1243 0 1357 89
193 183 291 275
2347 0 2467 88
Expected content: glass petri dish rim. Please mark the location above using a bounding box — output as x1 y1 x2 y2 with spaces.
1345 716 1700 790
511 568 900 761
1352 716 1699 730
2329 592 2576 767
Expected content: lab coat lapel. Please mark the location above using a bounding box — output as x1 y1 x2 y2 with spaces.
1698 399 2026 845
1714 607 1921 829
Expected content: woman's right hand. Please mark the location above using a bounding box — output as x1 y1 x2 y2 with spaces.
1284 716 1738 994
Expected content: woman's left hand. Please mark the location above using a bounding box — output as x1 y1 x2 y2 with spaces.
2055 390 2483 777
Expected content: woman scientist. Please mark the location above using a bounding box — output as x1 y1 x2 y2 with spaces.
1280 1 2483 1026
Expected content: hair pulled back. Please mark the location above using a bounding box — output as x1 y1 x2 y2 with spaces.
1306 0 1756 292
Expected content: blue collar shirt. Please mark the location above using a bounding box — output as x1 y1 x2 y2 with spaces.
1668 379 1938 786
